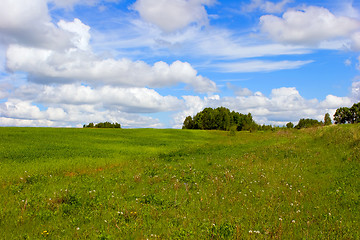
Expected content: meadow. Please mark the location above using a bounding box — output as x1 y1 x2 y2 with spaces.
0 125 359 239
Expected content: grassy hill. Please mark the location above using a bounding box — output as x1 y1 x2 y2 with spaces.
0 125 359 239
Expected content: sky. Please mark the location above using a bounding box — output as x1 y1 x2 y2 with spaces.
1 0 360 128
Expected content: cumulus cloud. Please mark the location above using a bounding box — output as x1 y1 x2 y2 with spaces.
0 117 58 127
10 83 184 113
6 45 217 92
57 18 91 51
319 95 353 109
0 97 164 128
260 6 360 45
242 0 292 14
0 0 72 49
132 0 215 32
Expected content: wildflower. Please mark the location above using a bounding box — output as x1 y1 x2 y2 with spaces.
292 220 296 223
279 217 283 221
297 210 301 213
76 227 80 230
249 230 253 234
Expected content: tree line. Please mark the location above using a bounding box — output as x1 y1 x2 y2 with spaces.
333 102 360 124
83 122 121 128
182 103 360 132
183 107 263 132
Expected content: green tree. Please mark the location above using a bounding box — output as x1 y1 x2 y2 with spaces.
84 122 121 128
286 122 294 128
215 107 231 130
182 116 194 129
295 118 321 129
324 113 332 125
350 102 360 123
334 107 351 124
183 107 258 132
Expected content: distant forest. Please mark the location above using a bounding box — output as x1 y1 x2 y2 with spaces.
83 122 121 128
183 102 360 132
182 107 258 131
82 102 360 131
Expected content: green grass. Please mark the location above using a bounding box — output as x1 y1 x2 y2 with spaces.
0 125 359 239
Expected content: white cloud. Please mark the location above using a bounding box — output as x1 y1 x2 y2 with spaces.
58 18 91 51
319 95 353 109
6 45 217 92
227 83 253 97
243 0 292 14
132 0 215 32
0 117 58 127
171 95 205 128
336 1 360 19
0 98 164 128
351 32 360 51
0 0 72 49
10 83 184 113
0 100 44 120
211 60 313 73
260 6 360 45
351 80 360 101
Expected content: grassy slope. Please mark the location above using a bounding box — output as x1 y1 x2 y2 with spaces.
0 126 359 239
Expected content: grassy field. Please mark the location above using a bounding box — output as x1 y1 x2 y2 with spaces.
0 125 359 239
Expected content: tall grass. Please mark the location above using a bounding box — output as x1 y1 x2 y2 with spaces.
0 125 359 239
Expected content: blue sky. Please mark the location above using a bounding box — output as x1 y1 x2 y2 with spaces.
1 0 360 128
